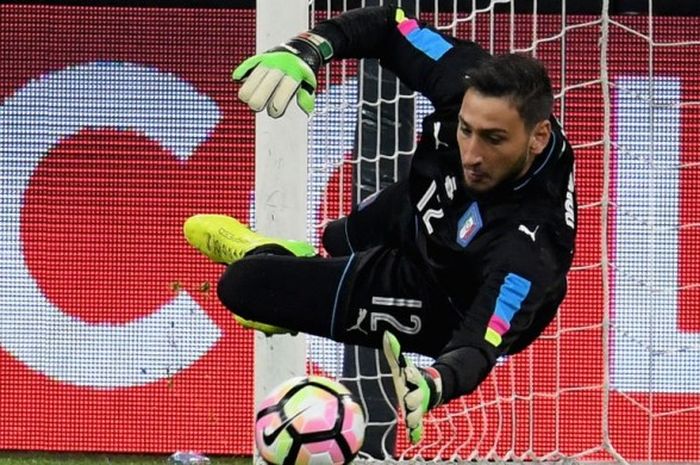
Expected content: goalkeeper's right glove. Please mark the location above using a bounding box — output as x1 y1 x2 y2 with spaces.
232 32 333 118
382 331 443 444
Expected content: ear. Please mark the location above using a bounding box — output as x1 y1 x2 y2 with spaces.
529 119 552 156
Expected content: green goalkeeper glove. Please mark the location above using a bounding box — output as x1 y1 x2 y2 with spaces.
382 331 443 444
232 32 333 118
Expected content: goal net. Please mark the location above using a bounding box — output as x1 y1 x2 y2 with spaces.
287 0 700 462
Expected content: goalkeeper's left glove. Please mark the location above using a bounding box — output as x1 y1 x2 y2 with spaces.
382 331 443 444
232 31 333 118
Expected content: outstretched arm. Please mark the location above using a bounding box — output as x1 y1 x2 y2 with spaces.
233 5 489 117
312 6 488 105
436 236 565 395
384 231 567 444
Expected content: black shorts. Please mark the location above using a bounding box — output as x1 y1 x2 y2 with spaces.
220 181 463 358
323 181 462 357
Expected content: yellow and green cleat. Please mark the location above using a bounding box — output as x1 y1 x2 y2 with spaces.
183 214 316 265
184 214 314 336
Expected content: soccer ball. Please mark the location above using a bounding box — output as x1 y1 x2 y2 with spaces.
255 375 366 465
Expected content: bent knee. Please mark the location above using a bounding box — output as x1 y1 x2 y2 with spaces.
322 217 352 256
217 259 257 318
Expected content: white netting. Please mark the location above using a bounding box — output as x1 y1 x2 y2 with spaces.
302 0 700 462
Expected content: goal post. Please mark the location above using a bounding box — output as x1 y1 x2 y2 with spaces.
253 0 309 418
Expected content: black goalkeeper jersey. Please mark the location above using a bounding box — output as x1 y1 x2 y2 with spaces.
313 6 577 395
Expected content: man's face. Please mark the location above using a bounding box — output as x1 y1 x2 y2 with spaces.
456 88 550 193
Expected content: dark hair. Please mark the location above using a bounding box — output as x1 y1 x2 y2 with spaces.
464 53 554 129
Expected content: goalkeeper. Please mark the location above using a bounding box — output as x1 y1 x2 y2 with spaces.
184 5 577 445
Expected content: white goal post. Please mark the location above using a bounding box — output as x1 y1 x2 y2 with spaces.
255 0 700 463
253 0 309 417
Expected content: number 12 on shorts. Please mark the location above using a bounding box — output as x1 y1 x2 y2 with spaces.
348 297 423 336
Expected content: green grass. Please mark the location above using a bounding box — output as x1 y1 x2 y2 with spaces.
0 453 251 465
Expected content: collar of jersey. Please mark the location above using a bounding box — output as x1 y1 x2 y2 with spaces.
512 129 559 191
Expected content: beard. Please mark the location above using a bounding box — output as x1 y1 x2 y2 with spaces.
505 147 532 183
463 146 532 194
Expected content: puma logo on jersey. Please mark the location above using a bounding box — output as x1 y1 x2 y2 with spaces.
518 224 539 242
433 121 449 149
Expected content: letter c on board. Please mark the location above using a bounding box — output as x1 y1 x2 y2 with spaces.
0 62 222 389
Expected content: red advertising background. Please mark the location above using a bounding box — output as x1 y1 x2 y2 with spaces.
0 6 257 453
0 4 698 461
